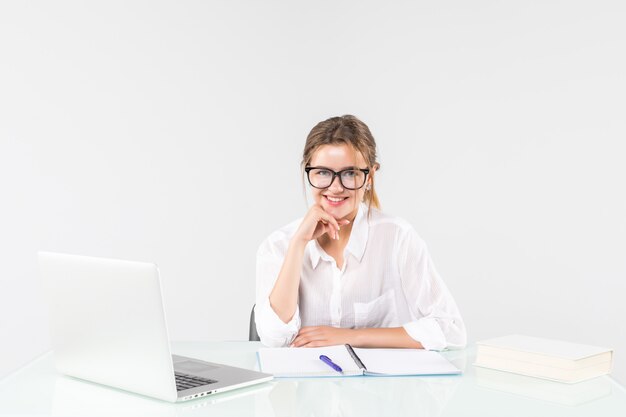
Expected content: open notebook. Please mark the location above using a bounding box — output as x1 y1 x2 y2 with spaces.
257 344 461 377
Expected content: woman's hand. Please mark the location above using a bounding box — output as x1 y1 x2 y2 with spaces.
290 326 358 347
293 205 350 244
291 326 426 349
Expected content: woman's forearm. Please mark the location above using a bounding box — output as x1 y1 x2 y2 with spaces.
352 327 424 349
268 239 307 323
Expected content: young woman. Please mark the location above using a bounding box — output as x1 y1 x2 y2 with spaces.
255 115 466 350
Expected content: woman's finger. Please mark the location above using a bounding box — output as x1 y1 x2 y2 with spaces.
300 340 325 348
292 334 315 347
323 224 337 240
321 213 341 234
317 213 340 239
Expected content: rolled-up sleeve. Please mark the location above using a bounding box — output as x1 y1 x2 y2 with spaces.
399 228 467 351
255 236 301 347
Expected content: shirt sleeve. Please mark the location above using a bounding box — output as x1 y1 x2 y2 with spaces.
398 227 467 351
255 236 301 347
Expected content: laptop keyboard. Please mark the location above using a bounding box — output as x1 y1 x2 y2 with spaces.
175 372 218 391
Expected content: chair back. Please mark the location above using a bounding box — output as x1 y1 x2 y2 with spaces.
249 304 260 341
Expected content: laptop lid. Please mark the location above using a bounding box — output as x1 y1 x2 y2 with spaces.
39 251 179 402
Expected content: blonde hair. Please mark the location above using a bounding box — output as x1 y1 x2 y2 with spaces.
302 115 381 211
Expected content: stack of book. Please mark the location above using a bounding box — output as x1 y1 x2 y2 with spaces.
474 335 613 383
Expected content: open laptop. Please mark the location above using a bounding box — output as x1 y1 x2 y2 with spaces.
38 251 273 403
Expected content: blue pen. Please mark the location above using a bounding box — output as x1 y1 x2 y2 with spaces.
319 355 343 374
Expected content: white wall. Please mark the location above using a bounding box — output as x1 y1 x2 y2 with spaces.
1 0 625 384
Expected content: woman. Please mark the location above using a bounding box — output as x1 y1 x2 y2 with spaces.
255 115 466 350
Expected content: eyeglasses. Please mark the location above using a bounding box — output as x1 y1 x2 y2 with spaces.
304 166 370 190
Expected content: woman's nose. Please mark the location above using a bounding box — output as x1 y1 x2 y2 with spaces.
328 175 344 192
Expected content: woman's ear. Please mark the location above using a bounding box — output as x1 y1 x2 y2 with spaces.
369 164 379 181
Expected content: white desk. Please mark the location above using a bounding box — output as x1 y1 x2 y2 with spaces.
1 342 625 417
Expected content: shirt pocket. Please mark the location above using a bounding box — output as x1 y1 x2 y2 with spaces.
353 290 399 328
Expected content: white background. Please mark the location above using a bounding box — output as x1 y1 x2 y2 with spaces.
1 0 625 384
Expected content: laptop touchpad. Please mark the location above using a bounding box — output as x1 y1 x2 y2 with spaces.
176 360 219 373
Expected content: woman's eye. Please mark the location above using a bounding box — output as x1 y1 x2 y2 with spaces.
316 170 332 177
343 170 357 178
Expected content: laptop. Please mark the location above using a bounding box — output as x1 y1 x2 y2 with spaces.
38 251 273 403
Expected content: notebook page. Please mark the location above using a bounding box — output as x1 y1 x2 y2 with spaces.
258 345 362 377
353 348 461 376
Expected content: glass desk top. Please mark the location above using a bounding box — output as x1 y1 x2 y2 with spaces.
1 341 624 417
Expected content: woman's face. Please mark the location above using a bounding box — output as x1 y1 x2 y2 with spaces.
308 144 371 220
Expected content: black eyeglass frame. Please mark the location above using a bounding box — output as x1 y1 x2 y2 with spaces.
304 166 371 190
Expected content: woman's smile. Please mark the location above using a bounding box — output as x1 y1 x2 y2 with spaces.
324 195 349 206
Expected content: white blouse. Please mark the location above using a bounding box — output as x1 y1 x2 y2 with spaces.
255 203 467 351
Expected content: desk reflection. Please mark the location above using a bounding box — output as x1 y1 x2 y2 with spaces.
51 375 273 417
474 367 613 407
268 376 461 417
